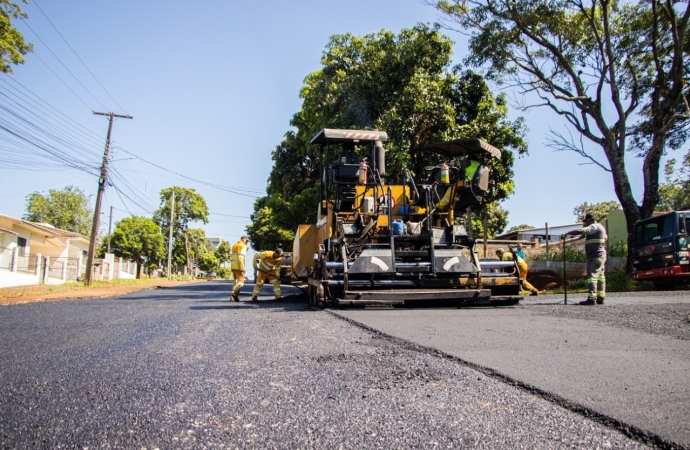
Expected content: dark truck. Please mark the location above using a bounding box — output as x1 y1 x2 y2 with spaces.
631 210 690 288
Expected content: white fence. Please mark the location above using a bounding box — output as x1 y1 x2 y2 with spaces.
0 248 138 288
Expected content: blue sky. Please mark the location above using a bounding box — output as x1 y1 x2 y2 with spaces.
0 0 664 248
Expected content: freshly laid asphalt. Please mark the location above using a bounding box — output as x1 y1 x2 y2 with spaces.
0 281 687 448
334 291 690 448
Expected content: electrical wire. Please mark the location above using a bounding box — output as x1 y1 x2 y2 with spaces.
116 147 266 197
26 50 93 111
32 0 129 115
0 76 104 145
20 18 109 111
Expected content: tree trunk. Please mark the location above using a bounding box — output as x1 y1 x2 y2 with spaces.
184 232 191 274
603 141 641 273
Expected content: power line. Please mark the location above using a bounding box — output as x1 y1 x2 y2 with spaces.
209 212 251 218
32 0 128 115
0 76 104 145
116 147 266 197
20 18 109 111
0 98 102 165
28 51 93 111
0 122 98 175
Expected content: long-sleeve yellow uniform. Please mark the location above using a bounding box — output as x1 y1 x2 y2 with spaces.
229 240 248 299
500 252 538 294
251 251 283 300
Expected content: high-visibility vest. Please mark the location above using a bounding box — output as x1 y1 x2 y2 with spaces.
229 240 247 271
460 159 480 186
253 251 282 274
500 252 528 272
582 222 607 259
435 159 481 210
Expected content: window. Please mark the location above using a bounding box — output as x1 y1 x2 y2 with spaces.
633 214 675 245
678 214 686 234
17 237 27 255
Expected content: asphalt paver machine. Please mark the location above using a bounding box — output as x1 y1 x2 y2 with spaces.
292 128 522 307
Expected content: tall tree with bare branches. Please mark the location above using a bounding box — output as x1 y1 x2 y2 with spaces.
432 0 690 234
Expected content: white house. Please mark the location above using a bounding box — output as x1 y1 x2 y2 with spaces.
206 234 223 249
496 223 582 244
0 213 90 288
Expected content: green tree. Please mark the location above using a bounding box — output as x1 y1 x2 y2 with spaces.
197 252 219 273
506 224 535 233
472 203 509 239
433 0 690 233
23 185 93 236
254 24 527 245
0 1 32 73
573 201 621 222
186 228 215 275
105 216 165 276
214 240 232 266
153 186 209 271
246 197 295 251
657 150 690 211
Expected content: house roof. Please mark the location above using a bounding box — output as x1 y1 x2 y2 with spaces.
496 223 581 240
28 221 88 241
0 226 18 236
0 213 89 242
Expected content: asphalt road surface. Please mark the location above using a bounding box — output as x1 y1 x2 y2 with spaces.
0 281 686 449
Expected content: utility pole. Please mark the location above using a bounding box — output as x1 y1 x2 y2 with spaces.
84 112 133 286
167 190 175 280
107 206 114 253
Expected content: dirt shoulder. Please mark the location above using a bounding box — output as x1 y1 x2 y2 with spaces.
0 279 205 306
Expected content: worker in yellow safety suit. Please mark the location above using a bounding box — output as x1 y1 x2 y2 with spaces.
228 235 250 302
496 248 539 296
251 248 283 302
435 158 481 211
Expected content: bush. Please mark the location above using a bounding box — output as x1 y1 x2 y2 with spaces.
531 246 588 263
216 267 233 279
606 267 653 292
170 274 194 281
551 267 653 294
608 240 627 257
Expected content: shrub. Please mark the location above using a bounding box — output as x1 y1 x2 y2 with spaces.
608 240 627 257
531 246 588 263
216 267 233 279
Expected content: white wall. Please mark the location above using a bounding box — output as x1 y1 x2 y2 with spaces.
0 270 38 288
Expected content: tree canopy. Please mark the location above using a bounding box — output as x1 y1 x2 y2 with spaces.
153 186 209 270
214 240 232 266
573 201 621 222
657 149 690 211
0 1 32 73
251 24 527 248
433 0 690 233
23 185 93 236
104 216 165 273
473 203 509 239
506 224 535 233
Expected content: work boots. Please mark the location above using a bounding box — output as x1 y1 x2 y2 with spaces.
596 296 605 305
251 296 258 302
579 298 597 306
231 293 240 302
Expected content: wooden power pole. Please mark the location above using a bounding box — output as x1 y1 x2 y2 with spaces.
167 191 175 280
84 112 133 286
